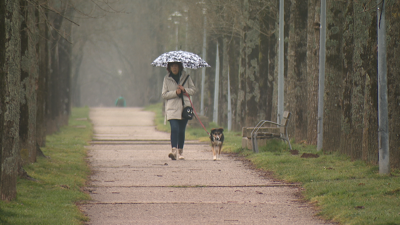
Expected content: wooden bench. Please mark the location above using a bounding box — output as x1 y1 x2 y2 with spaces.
242 111 292 152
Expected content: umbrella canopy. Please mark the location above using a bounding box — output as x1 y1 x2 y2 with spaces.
151 50 210 69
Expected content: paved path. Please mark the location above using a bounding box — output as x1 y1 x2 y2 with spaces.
81 107 332 225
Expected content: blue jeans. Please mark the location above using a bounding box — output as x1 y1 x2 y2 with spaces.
169 119 188 149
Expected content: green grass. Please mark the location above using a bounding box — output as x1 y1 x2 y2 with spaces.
238 142 400 225
144 103 170 133
0 107 92 225
145 102 400 225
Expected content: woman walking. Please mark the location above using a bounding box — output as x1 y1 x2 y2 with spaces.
162 62 197 160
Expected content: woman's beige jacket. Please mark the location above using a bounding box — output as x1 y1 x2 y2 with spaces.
162 71 197 120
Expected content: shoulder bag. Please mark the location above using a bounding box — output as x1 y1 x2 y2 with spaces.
180 75 194 120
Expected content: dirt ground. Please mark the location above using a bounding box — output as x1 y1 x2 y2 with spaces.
79 107 335 225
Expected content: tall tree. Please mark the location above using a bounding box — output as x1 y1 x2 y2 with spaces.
340 0 354 155
0 0 22 201
349 1 372 160
323 1 345 152
244 0 261 127
36 0 49 147
386 1 400 168
20 0 39 164
287 0 308 142
306 0 320 145
259 3 277 122
360 3 378 164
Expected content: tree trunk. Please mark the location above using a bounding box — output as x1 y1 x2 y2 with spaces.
236 8 246 129
306 0 320 145
46 6 66 134
36 1 49 147
340 0 355 156
387 1 400 168
323 1 345 152
267 2 277 121
206 40 216 120
59 31 72 124
220 37 229 128
360 10 378 164
258 5 275 122
228 36 241 131
349 1 374 160
287 0 308 142
20 0 38 164
244 0 260 127
0 0 21 201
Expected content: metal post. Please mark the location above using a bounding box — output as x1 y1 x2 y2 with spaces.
227 67 232 131
317 0 327 151
185 16 188 50
277 0 284 124
377 0 389 174
200 8 207 115
175 21 179 50
213 42 220 124
170 11 182 51
183 6 189 50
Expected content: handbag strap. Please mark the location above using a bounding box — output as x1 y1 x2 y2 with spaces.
180 75 190 106
180 74 190 86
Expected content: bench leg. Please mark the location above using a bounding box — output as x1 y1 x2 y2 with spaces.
251 134 259 153
286 139 292 150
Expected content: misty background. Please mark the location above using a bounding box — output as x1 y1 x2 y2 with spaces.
72 0 205 107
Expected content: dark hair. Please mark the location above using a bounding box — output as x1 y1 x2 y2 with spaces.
166 62 184 73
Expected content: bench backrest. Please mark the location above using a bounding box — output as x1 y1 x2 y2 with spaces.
241 111 291 137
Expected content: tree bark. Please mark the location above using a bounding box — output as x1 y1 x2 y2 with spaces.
340 0 355 156
0 0 21 201
244 0 260 127
20 0 39 164
287 0 308 142
387 1 400 168
360 9 378 164
236 1 246 129
323 1 345 152
258 5 276 122
228 36 240 131
349 1 373 160
306 0 320 145
36 1 49 147
46 4 66 134
220 37 229 128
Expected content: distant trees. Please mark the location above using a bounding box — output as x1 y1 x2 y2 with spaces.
0 0 113 201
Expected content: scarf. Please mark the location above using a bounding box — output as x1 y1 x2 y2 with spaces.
170 71 182 84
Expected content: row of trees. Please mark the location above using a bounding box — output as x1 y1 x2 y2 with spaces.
147 0 400 169
0 0 113 201
74 0 399 169
2 0 399 202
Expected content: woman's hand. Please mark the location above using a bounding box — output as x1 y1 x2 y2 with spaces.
176 89 182 95
178 85 186 93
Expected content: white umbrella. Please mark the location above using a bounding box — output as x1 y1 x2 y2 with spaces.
151 50 210 69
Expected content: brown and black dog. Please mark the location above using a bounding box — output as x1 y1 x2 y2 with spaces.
210 128 224 161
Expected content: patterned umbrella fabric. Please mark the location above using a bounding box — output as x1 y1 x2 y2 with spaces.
151 50 211 69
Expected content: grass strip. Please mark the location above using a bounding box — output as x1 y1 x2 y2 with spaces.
145 102 400 225
0 107 92 225
242 141 400 225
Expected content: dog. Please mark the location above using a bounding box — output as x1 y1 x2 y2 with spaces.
210 128 224 161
